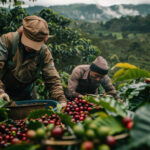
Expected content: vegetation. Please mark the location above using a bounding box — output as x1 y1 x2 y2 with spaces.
70 14 150 71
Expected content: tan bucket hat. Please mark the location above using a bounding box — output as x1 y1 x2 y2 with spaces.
21 15 49 51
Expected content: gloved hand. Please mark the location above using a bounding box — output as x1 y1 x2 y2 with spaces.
0 89 10 102
60 101 67 107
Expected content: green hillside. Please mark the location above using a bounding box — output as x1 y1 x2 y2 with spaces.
69 15 150 71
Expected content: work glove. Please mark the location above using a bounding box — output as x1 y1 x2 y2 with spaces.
58 97 67 108
0 89 10 102
60 101 67 107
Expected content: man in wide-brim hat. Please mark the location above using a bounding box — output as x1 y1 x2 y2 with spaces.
0 15 67 107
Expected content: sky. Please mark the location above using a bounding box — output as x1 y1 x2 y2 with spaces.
23 0 150 7
1 0 150 8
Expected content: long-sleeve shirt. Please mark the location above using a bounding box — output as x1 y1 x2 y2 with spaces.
0 32 66 103
66 65 119 99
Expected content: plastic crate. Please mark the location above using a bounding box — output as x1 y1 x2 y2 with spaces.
15 100 58 111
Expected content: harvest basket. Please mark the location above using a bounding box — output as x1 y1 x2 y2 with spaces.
6 100 58 120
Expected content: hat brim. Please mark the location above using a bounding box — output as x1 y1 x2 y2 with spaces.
21 32 44 51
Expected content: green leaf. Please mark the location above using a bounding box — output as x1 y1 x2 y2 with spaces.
93 115 124 135
128 104 150 149
112 68 127 80
86 96 127 117
0 99 8 108
57 113 75 128
111 63 137 70
4 143 40 150
27 120 45 130
0 108 8 121
27 109 54 119
113 68 150 82
119 82 150 111
57 104 62 112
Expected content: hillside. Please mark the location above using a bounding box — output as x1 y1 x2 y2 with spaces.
26 3 150 22
69 15 150 71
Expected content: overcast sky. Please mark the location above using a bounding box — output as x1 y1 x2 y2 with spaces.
1 0 150 7
23 0 150 7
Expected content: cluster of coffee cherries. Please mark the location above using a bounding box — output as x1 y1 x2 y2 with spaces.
0 113 64 148
64 98 94 122
34 114 61 126
0 119 28 148
122 116 134 130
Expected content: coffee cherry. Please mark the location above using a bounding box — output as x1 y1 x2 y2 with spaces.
106 136 116 147
145 79 150 83
126 121 134 130
122 117 132 126
81 141 94 150
51 127 63 138
11 138 22 144
26 130 36 139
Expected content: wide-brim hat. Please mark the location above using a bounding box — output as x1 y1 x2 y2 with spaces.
21 15 49 51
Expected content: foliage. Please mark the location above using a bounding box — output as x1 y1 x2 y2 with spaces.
112 63 150 82
111 63 137 70
104 15 150 33
27 120 45 130
59 71 70 88
34 79 49 100
70 16 150 72
119 81 150 111
27 109 54 119
128 104 150 149
0 99 8 108
85 96 127 117
93 115 124 135
57 112 75 128
0 108 8 121
0 6 29 35
26 108 74 127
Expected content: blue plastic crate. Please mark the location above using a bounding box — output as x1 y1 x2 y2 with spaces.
15 100 58 111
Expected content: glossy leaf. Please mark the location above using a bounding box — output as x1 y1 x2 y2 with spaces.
94 115 124 135
86 96 127 117
111 63 137 70
113 68 150 82
27 109 54 119
128 104 150 149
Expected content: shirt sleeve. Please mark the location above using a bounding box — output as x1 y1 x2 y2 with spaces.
42 48 67 103
100 75 119 99
0 34 9 90
66 66 82 98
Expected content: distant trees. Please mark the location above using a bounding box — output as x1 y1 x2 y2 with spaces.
103 15 150 33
